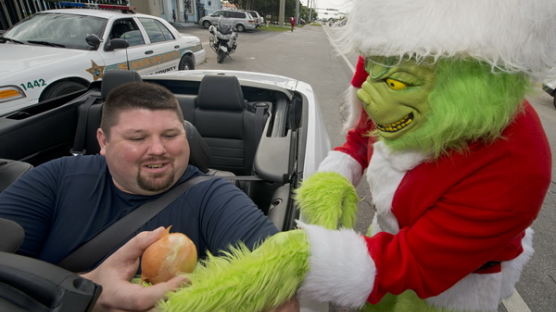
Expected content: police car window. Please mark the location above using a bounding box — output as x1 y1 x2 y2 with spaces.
3 13 107 50
109 18 144 47
138 18 175 43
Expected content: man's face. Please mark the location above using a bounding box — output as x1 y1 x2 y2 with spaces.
357 57 436 140
97 108 189 195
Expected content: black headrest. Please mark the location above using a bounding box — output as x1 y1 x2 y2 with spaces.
101 70 142 100
196 75 245 111
0 160 33 193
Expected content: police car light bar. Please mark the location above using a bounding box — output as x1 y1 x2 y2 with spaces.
57 2 134 13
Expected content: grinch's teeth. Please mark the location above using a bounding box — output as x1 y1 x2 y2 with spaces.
377 113 414 133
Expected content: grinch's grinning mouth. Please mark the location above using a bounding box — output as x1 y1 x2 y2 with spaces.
376 113 414 133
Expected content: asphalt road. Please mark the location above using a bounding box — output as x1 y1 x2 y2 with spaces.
179 23 556 312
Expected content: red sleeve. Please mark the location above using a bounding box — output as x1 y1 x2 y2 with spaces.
365 104 551 302
334 109 376 169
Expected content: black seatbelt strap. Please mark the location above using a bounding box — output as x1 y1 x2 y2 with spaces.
58 175 214 273
70 96 97 156
254 102 267 139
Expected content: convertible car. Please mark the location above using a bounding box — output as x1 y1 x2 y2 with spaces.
0 69 331 311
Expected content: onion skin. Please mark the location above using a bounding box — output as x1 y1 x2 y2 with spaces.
141 227 197 284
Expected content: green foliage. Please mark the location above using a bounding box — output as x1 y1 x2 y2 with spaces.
382 59 529 157
259 25 291 32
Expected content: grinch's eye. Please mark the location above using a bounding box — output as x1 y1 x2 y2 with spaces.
385 78 407 90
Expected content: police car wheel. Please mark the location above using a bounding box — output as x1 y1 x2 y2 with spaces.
40 81 87 101
178 55 194 70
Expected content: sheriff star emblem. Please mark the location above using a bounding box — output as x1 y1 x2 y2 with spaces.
86 60 106 81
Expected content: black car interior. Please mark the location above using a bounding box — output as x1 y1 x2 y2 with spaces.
0 69 306 311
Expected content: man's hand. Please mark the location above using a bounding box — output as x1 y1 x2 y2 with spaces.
82 227 188 312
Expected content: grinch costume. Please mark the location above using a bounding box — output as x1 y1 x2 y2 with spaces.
156 1 556 312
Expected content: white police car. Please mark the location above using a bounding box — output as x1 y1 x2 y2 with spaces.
0 6 206 116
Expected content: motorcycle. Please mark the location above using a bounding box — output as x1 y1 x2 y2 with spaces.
208 23 238 63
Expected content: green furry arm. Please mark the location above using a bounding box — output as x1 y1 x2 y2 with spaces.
158 230 309 312
295 172 358 229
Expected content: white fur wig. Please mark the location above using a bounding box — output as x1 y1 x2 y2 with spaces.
343 0 556 81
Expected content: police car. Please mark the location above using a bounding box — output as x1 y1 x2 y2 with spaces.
0 5 206 116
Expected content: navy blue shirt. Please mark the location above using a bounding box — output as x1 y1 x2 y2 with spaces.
0 155 278 270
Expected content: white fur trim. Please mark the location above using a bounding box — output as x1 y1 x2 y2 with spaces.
344 0 556 80
318 150 363 185
426 229 534 311
298 222 375 308
367 142 427 233
341 86 364 133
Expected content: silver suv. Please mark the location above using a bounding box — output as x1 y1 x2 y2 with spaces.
199 10 256 32
248 11 264 27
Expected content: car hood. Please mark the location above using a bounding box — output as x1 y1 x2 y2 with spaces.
0 44 92 75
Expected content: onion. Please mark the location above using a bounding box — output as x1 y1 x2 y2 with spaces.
141 226 197 284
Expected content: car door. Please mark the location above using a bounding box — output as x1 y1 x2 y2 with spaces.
136 17 182 74
101 17 153 75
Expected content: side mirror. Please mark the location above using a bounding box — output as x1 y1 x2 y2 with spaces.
85 34 101 49
104 38 129 51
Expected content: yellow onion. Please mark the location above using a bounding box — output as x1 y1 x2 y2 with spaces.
141 226 197 284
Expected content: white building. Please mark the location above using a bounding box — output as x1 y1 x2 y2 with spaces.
130 0 221 24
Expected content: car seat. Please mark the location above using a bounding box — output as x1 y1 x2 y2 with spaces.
0 159 33 193
194 75 269 175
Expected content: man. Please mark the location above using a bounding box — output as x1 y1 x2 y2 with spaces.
141 1 555 312
289 16 295 32
0 82 281 311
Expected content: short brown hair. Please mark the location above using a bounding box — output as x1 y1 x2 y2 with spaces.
100 82 184 136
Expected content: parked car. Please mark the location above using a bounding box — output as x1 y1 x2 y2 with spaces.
0 8 206 116
199 10 257 32
0 68 331 310
248 10 264 27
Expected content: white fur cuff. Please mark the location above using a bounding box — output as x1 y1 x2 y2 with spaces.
298 222 375 308
318 151 363 185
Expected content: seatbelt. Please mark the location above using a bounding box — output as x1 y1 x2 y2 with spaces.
254 102 268 139
70 96 97 156
58 175 214 273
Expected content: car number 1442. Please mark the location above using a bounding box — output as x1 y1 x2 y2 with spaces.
20 79 47 91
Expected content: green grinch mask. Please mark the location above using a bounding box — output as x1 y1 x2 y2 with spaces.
357 57 436 140
358 57 529 157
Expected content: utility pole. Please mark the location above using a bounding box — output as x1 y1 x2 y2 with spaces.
295 0 299 25
279 0 285 26
307 0 312 22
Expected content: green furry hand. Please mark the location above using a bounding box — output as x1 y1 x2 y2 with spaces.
295 172 358 229
158 230 310 312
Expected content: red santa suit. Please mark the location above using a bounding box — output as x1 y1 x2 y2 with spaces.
301 102 551 311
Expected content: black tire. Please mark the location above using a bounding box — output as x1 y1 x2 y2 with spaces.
178 54 194 70
202 20 211 28
553 94 556 109
236 24 245 32
40 81 87 102
217 50 226 63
